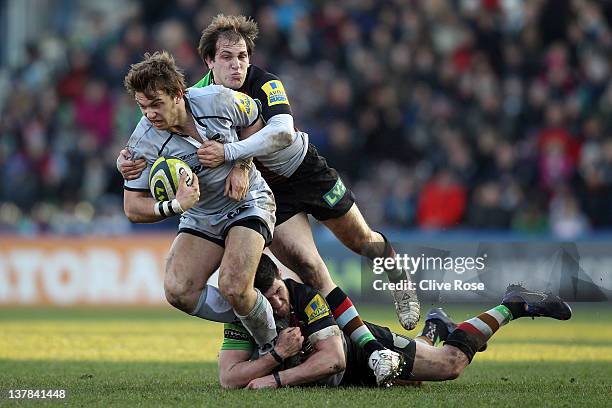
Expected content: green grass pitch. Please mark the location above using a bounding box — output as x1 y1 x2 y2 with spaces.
1 304 610 407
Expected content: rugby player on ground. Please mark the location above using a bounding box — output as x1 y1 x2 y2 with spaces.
122 51 278 353
217 254 572 389
118 14 418 385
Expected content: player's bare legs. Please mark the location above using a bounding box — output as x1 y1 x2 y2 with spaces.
164 233 224 312
218 226 265 315
322 203 420 330
397 286 572 384
271 212 403 385
321 204 382 257
218 226 277 350
271 213 334 295
399 343 469 382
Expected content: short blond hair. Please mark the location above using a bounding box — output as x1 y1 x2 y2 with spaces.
124 51 186 99
198 14 259 62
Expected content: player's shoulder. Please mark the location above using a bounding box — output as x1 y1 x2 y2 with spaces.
133 115 154 134
186 85 235 113
186 84 233 102
127 116 164 149
284 279 326 308
284 279 332 327
245 65 290 110
246 65 284 90
247 64 281 83
284 278 317 297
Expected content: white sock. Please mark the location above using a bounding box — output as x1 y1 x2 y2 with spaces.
236 289 277 351
190 285 236 323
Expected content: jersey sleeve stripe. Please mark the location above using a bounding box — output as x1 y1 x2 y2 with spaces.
221 338 255 351
123 186 150 192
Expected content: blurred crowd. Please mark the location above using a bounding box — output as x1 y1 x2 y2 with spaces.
2 0 612 238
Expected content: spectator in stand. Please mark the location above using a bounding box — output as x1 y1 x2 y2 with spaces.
2 0 612 236
416 168 466 229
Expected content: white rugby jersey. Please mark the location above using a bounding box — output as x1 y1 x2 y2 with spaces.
124 85 272 217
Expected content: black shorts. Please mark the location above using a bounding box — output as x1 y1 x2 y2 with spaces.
178 217 273 247
341 321 417 386
270 144 355 226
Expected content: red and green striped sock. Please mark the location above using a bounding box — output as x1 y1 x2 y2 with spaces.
446 305 513 361
326 287 384 355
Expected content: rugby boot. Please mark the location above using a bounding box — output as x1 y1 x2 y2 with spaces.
368 349 404 387
423 307 456 344
502 284 572 320
392 278 420 330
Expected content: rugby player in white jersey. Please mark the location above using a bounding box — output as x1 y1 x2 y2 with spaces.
122 51 278 353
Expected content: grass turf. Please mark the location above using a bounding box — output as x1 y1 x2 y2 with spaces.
0 304 610 407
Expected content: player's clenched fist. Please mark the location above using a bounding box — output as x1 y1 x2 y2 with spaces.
117 148 147 180
175 169 200 211
198 140 226 168
245 375 278 389
275 327 304 359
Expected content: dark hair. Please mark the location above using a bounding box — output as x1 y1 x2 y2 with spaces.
198 14 258 62
254 253 280 294
124 51 186 99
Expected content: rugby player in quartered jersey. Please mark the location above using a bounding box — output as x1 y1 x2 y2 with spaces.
218 254 573 389
194 65 308 183
194 20 419 343
217 254 416 389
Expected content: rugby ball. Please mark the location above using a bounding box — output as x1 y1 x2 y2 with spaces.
148 156 193 201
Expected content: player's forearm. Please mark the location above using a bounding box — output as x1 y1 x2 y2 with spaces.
221 353 280 389
224 114 294 161
123 192 167 223
277 347 345 386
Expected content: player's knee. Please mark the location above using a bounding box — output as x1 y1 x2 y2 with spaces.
445 365 462 380
163 283 181 308
443 348 467 380
218 274 249 305
163 280 193 312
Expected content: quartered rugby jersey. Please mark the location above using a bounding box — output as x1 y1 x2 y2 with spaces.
221 278 345 386
194 65 308 181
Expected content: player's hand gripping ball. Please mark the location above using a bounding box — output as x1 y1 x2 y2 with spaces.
149 156 193 201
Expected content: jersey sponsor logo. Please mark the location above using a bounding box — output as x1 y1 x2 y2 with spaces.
323 178 347 208
261 80 289 106
224 327 251 342
304 294 330 324
233 91 253 115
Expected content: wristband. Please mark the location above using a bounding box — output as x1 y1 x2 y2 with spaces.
153 199 184 218
171 199 184 214
269 348 284 364
273 371 282 388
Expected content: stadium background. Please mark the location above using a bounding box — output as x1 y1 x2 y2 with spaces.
0 1 611 406
5 0 612 238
